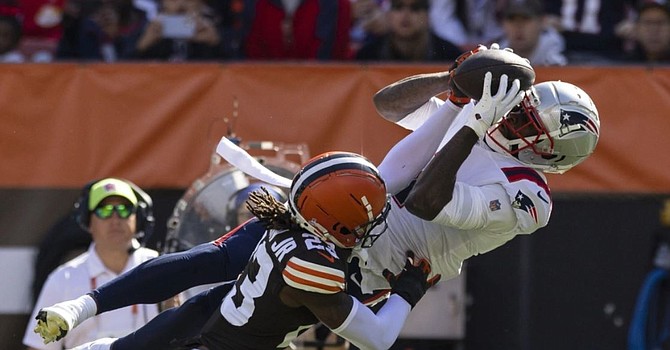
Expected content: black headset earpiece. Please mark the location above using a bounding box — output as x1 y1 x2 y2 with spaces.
73 178 101 232
73 178 154 247
122 179 155 246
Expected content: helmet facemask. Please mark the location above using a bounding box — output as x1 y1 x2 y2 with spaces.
485 81 600 174
356 200 390 248
486 90 555 159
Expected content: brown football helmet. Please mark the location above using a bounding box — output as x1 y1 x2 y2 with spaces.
289 152 390 248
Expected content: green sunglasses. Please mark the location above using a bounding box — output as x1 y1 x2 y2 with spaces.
94 204 136 219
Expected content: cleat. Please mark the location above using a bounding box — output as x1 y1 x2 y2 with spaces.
34 309 70 343
33 296 96 344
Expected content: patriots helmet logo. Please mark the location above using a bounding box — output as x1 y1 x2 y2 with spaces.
511 190 538 223
559 110 599 136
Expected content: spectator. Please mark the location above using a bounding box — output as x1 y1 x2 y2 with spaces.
17 0 65 61
624 0 670 63
243 0 353 60
428 0 503 51
0 11 25 62
349 0 388 54
133 0 225 61
355 0 462 61
23 178 161 350
498 0 568 66
544 0 637 64
131 0 158 20
55 0 148 61
207 0 248 59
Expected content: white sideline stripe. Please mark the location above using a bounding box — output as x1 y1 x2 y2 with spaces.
0 247 37 313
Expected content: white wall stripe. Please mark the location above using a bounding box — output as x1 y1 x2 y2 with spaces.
0 247 37 314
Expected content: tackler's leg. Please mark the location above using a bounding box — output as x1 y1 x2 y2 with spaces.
34 221 266 345
93 220 266 313
111 282 235 350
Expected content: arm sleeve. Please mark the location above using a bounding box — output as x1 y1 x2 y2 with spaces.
395 97 445 131
432 182 517 233
379 100 462 195
331 294 411 350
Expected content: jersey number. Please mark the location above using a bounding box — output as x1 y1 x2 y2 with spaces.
222 246 274 326
303 233 336 257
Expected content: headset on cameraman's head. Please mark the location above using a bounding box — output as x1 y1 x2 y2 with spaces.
73 178 155 248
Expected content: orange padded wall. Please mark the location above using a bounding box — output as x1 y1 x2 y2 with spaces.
1 63 668 193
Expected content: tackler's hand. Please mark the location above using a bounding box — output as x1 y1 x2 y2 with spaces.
383 251 441 308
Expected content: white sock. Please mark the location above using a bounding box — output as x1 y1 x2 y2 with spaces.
55 294 97 329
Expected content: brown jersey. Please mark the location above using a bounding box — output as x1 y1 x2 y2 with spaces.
198 228 347 350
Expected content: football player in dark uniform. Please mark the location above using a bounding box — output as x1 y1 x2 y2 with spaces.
59 152 439 350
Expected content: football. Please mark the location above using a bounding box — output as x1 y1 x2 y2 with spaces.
452 49 535 100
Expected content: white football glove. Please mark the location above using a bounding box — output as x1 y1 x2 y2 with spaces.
464 72 525 138
34 295 97 344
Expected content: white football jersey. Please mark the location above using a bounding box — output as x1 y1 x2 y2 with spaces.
353 99 553 294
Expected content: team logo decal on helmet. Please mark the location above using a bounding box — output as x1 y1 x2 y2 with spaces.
558 110 599 137
288 152 390 248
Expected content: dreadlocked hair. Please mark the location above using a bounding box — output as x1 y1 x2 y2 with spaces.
246 187 296 230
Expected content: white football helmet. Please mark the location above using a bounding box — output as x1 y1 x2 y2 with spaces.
288 151 390 249
485 81 600 174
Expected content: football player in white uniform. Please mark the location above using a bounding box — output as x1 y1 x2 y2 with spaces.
33 45 600 349
351 46 600 297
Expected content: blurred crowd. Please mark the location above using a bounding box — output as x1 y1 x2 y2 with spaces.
0 0 668 64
